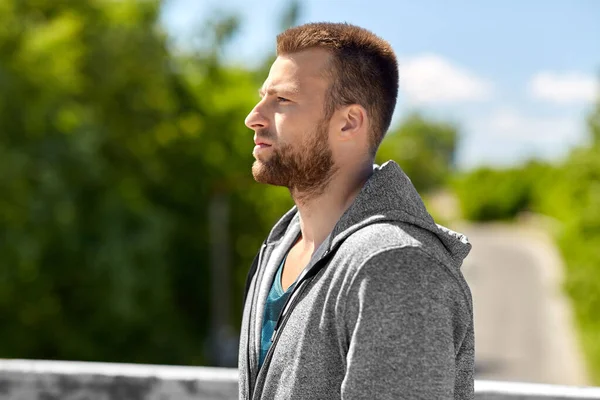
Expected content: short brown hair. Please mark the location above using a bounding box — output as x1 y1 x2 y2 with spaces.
277 22 398 156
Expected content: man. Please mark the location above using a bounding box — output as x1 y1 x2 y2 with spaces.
239 22 474 400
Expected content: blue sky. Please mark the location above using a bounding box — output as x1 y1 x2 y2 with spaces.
161 0 599 169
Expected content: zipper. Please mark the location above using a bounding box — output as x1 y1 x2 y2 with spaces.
252 249 335 399
246 243 266 400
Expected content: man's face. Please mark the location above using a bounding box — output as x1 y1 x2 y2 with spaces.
244 48 338 197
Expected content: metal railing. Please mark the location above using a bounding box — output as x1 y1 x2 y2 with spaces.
1 359 599 399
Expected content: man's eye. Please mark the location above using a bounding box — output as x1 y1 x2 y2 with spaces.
277 97 290 103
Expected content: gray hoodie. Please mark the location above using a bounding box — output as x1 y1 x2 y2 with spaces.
239 160 474 399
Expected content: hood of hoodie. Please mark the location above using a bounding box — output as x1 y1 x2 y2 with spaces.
263 160 471 270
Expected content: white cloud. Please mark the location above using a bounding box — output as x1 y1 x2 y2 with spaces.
476 108 582 143
528 71 598 104
398 54 493 104
458 107 587 168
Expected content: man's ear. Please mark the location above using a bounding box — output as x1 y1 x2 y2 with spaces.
339 104 367 140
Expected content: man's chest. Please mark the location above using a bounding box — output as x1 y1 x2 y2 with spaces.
280 247 311 291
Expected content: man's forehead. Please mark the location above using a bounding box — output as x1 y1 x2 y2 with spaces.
261 51 330 93
260 65 301 95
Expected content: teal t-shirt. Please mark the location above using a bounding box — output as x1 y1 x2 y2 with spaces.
259 254 296 368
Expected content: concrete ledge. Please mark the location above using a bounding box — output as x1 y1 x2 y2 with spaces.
476 380 600 399
1 359 599 399
0 359 238 400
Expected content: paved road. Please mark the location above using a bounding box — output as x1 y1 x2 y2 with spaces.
457 223 590 386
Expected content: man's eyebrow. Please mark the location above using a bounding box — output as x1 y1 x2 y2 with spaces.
258 85 300 97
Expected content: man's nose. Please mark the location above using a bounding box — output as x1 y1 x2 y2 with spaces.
245 102 269 130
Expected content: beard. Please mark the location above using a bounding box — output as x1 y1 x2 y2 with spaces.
252 118 338 201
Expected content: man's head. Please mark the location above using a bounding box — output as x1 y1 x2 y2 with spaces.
245 22 398 197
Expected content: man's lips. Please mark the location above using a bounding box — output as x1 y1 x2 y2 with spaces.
254 137 272 149
252 138 272 156
253 137 272 147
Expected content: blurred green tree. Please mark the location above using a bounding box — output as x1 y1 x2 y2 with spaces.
535 97 600 383
452 160 553 221
376 112 459 193
0 0 187 364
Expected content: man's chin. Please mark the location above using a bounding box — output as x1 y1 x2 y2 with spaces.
251 161 273 184
251 161 287 187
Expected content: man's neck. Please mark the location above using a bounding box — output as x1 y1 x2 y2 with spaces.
291 162 373 256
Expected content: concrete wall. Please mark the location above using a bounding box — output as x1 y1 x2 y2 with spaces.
1 359 599 400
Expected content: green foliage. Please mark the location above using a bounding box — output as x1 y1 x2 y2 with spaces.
376 113 459 193
0 0 293 365
543 146 600 384
0 0 181 363
452 160 553 221
549 125 600 383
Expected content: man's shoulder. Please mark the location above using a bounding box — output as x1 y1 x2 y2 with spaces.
339 221 423 257
332 221 473 316
330 222 427 282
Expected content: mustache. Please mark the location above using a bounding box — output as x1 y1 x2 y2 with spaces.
255 129 275 141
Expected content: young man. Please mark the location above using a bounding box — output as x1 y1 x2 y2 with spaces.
239 22 474 399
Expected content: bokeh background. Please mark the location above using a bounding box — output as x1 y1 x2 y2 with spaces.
0 0 598 387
